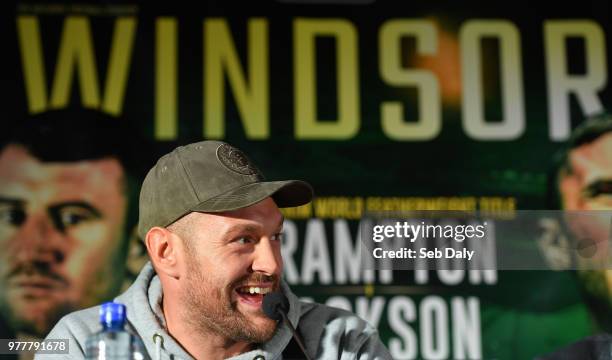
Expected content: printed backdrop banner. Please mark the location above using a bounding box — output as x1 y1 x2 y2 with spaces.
2 1 612 359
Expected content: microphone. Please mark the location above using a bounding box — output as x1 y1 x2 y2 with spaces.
263 292 312 360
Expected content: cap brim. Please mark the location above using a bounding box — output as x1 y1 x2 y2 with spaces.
190 180 313 213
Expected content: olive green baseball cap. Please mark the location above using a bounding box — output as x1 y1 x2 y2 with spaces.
137 141 313 240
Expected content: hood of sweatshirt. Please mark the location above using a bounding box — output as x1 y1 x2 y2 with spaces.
116 261 300 360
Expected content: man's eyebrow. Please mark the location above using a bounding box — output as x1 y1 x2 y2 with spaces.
225 223 260 234
224 215 286 235
0 197 24 206
48 201 102 217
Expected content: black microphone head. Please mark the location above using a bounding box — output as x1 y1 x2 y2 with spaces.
262 291 289 321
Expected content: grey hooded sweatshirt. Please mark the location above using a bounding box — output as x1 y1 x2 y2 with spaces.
36 262 392 360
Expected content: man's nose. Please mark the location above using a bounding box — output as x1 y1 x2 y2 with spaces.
251 237 281 276
13 212 66 264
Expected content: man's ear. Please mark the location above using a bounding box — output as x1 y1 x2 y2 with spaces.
145 227 181 278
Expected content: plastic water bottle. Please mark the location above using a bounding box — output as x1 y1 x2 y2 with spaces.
85 302 148 359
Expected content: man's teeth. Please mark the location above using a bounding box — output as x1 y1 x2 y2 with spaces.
246 287 271 294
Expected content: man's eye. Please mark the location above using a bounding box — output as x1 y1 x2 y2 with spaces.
235 237 253 245
0 206 26 226
57 207 97 227
583 181 612 199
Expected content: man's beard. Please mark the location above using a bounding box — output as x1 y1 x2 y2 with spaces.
180 256 279 344
0 286 75 337
0 262 74 337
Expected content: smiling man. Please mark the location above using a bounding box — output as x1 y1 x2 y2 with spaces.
539 112 612 360
0 109 139 344
555 112 612 331
41 141 391 359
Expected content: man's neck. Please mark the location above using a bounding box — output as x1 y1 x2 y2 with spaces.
162 297 253 359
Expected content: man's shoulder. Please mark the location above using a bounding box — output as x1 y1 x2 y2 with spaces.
36 306 101 359
296 300 391 359
48 305 101 339
299 300 377 335
298 302 377 347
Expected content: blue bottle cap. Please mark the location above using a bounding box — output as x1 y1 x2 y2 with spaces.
99 302 126 329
